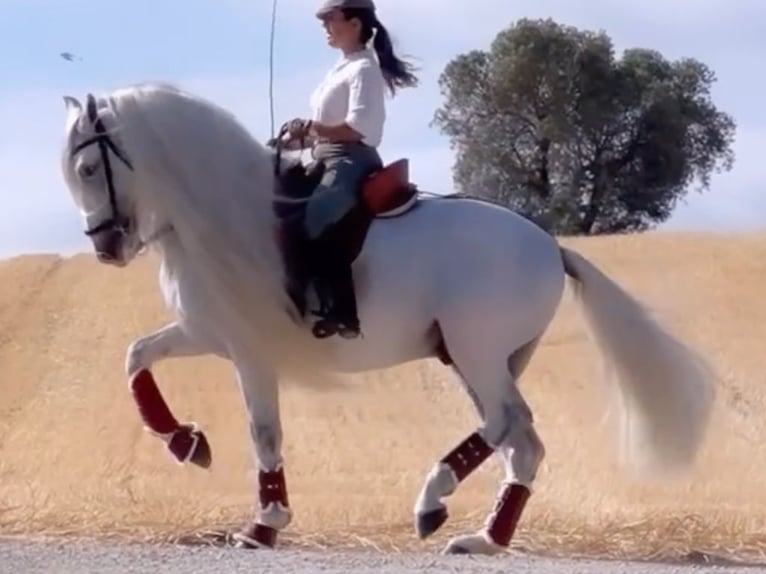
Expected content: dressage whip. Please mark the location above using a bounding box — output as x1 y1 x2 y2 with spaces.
268 0 278 139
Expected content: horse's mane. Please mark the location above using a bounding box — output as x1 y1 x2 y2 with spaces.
101 82 335 377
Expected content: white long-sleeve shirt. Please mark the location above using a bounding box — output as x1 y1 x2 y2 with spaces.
309 47 386 147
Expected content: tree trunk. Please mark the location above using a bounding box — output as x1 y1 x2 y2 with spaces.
537 137 551 199
580 157 606 234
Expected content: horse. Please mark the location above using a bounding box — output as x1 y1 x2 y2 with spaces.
59 81 716 555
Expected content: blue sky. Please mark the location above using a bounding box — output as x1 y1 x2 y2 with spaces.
1 0 764 258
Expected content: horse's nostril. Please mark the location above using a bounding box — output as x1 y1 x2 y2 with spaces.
96 251 116 262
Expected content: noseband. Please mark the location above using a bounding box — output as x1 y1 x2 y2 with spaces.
71 94 134 238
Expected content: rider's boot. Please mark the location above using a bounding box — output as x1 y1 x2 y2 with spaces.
309 228 361 340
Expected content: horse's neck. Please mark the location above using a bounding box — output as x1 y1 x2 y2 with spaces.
155 233 187 304
155 229 210 278
154 233 223 341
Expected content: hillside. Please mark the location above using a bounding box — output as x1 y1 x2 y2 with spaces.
1 232 765 561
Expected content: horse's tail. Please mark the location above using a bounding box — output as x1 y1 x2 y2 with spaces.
559 246 716 478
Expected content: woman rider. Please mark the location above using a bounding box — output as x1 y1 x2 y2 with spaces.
285 0 418 340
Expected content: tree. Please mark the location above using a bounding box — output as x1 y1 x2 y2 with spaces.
432 18 736 235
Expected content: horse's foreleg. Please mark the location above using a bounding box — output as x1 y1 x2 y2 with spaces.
125 322 214 467
230 360 290 550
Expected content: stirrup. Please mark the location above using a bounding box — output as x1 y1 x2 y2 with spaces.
311 316 361 340
338 323 361 339
311 318 338 339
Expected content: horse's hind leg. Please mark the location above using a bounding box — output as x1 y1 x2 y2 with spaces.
444 336 544 555
413 416 494 539
415 325 544 555
413 345 504 539
442 390 543 555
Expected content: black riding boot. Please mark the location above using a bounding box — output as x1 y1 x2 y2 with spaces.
309 227 361 340
311 262 360 339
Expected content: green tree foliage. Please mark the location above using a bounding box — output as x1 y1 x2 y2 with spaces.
432 18 736 234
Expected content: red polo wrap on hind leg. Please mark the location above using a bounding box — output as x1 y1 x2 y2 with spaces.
485 483 531 547
130 369 180 435
441 431 495 482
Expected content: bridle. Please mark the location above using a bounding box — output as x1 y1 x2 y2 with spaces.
71 94 134 238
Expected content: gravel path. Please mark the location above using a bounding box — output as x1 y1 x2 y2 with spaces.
1 539 763 574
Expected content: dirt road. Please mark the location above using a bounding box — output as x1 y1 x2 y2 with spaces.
0 539 760 574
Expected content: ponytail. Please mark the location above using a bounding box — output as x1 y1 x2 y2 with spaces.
341 8 419 96
371 18 419 95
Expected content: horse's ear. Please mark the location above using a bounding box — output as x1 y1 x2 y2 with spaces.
63 95 82 132
85 93 98 121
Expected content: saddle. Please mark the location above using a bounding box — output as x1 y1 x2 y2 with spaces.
358 158 419 217
273 158 420 318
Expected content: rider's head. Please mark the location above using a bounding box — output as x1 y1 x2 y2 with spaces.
315 0 419 96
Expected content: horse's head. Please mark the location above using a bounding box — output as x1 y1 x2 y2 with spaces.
61 93 145 267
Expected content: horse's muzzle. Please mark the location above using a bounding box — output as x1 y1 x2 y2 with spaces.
91 228 125 265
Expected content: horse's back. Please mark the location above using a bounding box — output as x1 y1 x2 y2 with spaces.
360 195 566 322
366 195 563 276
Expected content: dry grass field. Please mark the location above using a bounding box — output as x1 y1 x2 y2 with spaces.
1 231 766 562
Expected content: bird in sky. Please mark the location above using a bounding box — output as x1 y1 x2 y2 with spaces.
60 52 82 62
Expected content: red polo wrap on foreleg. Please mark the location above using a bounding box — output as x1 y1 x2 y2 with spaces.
130 369 180 435
259 467 289 508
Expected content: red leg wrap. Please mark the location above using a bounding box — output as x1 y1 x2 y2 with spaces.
259 467 288 508
485 483 530 547
441 432 494 482
238 522 278 548
234 467 290 548
130 369 180 435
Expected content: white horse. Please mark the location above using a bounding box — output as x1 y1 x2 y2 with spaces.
59 82 716 555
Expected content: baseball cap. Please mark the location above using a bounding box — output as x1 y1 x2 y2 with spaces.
315 0 376 18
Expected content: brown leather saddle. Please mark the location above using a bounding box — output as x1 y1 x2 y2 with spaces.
272 156 420 319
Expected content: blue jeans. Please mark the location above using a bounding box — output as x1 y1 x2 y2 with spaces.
304 142 383 240
303 142 382 338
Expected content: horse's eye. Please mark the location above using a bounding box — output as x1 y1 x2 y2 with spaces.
78 162 99 178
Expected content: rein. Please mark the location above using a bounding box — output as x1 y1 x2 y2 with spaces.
71 94 134 238
270 121 291 179
268 120 318 206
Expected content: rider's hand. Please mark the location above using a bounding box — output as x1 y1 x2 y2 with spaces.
287 118 312 140
267 134 304 151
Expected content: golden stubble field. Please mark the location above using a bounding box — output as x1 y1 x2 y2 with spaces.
1 231 765 561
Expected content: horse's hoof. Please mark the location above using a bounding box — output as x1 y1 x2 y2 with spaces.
442 534 505 556
232 523 277 549
415 507 448 539
166 425 212 468
443 544 470 555
234 539 257 549
189 430 212 468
